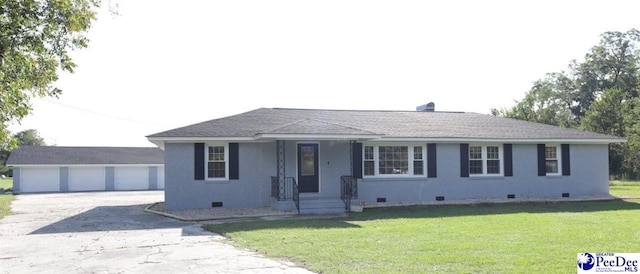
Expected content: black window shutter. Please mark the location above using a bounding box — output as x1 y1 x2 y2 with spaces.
460 144 469 177
427 143 437 178
194 143 205 180
561 144 570 176
504 144 513 177
352 142 363 179
537 144 546 176
229 143 239 180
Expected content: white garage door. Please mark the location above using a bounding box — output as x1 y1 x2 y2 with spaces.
68 167 105 192
20 167 60 193
157 167 165 189
115 167 149 190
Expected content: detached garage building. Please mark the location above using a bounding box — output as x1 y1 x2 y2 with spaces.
7 146 164 193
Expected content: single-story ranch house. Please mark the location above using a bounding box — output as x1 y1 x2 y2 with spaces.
147 106 624 214
8 146 164 193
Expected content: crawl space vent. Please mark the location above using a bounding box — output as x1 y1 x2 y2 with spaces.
211 202 223 207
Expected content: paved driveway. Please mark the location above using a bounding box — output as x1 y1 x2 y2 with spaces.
0 191 312 273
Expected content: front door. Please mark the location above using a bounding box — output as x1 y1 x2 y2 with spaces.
297 143 319 193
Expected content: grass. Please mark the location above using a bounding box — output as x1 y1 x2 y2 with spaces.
206 184 640 273
0 178 14 219
0 177 11 190
610 180 640 197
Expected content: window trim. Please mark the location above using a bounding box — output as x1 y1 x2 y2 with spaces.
362 143 427 178
545 144 562 176
468 144 504 177
205 143 229 181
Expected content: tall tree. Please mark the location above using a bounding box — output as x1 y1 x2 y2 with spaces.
617 97 640 178
494 29 640 178
13 129 46 146
0 0 101 149
493 29 640 126
0 129 46 176
581 88 628 176
492 72 578 128
581 88 627 136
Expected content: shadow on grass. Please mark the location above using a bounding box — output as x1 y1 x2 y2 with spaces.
206 217 362 234
351 199 640 221
206 199 640 234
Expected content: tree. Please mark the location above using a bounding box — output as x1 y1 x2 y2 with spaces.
582 88 627 137
493 29 640 178
620 98 640 178
492 72 578 128
0 129 47 176
581 89 628 177
494 29 640 126
0 0 101 149
13 129 46 146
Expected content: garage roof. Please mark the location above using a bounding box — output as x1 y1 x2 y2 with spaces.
7 146 164 166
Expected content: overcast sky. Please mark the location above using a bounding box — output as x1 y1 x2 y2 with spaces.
8 0 640 147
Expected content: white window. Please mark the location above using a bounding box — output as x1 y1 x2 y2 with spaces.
469 145 503 176
413 146 424 175
363 144 426 177
207 144 228 180
545 145 561 175
364 146 375 176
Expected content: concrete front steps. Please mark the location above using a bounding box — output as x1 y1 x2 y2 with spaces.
298 195 347 215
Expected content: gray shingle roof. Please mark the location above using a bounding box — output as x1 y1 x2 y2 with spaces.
7 146 164 166
148 108 623 142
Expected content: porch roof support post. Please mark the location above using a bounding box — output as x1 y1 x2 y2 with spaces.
277 140 286 200
350 141 354 178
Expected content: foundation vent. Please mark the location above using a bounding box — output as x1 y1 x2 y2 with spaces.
212 202 223 207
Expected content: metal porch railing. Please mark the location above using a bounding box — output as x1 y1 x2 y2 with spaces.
271 176 300 212
340 175 358 212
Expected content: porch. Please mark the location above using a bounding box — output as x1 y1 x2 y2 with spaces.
268 140 359 214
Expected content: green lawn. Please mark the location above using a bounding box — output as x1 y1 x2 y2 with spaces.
0 178 14 219
206 185 640 273
0 177 11 190
610 180 640 197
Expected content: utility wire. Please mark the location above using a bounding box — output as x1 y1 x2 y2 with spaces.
41 98 167 127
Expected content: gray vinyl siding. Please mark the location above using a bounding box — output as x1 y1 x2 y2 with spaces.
60 167 69 192
149 166 159 190
12 168 21 193
105 167 115 191
164 141 610 210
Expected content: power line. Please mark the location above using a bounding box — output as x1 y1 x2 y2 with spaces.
41 98 167 127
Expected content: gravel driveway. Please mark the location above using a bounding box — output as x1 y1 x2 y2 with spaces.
0 191 312 273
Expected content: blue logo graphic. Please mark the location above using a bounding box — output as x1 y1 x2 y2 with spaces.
578 253 595 271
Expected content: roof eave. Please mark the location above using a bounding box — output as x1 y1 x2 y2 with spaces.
377 137 626 144
147 136 263 146
9 163 164 167
147 136 625 145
